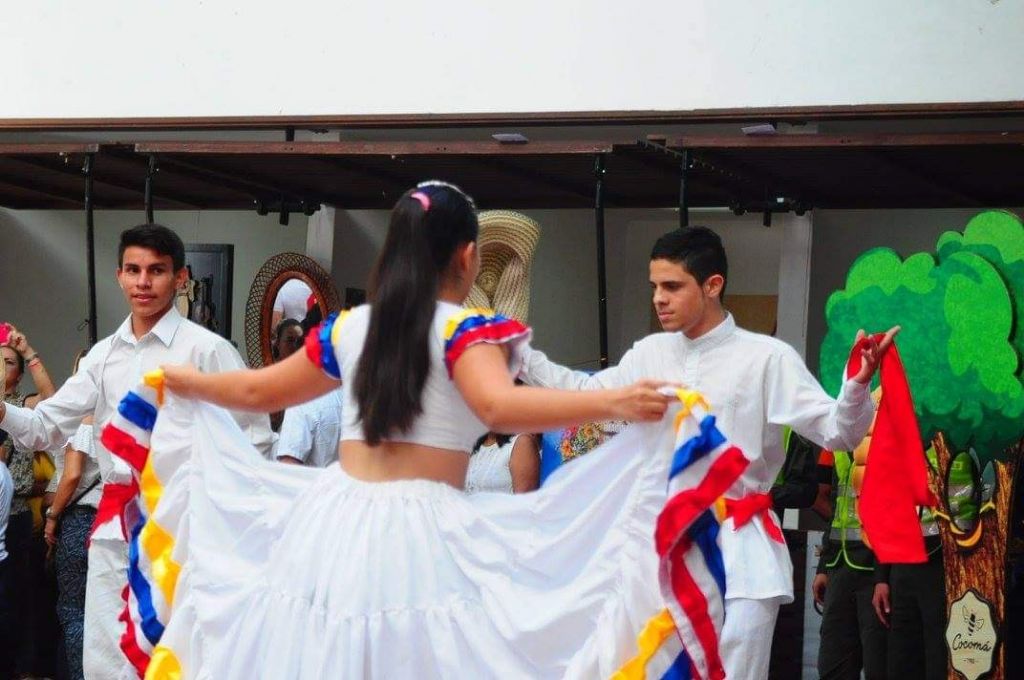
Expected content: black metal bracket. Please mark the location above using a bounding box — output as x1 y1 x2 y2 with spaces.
144 154 158 223
634 139 693 228
594 153 609 369
82 154 98 345
255 198 320 221
634 138 810 219
692 152 807 218
279 128 297 224
680 149 691 228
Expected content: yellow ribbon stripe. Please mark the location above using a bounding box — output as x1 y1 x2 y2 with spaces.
442 307 497 341
140 456 163 517
712 496 728 523
139 518 181 609
673 389 710 433
135 393 182 611
330 309 351 349
611 609 679 680
146 645 182 680
143 369 165 407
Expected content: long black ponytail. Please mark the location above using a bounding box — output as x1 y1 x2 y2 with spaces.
354 182 478 445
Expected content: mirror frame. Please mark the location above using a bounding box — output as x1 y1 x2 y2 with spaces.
244 252 341 368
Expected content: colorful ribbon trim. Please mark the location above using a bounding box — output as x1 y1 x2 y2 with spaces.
304 309 349 380
98 370 185 678
611 609 688 680
442 308 530 377
617 393 752 680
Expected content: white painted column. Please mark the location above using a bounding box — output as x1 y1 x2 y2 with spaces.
774 212 819 679
777 213 814 531
775 212 813 360
306 205 336 272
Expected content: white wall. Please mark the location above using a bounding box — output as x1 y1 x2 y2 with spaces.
0 210 307 388
329 208 787 369
2 1 1021 119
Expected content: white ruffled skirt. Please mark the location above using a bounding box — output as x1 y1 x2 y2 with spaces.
146 397 681 679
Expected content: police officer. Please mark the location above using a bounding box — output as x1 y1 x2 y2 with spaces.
872 447 950 680
814 441 888 680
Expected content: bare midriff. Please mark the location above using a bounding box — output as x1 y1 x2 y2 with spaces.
339 440 470 489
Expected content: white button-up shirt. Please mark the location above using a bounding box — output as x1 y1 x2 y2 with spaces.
1 307 275 485
0 461 12 562
274 388 343 468
520 313 873 600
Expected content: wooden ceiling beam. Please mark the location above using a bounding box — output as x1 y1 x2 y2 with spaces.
667 132 1024 150
0 144 99 154
3 100 1024 132
862 150 992 208
4 155 202 209
143 156 303 206
133 140 615 156
0 175 83 206
469 156 605 204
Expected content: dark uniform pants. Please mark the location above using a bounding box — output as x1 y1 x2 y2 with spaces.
818 563 888 679
887 552 946 680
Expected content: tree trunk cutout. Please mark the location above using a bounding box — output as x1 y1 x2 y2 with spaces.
934 433 1020 680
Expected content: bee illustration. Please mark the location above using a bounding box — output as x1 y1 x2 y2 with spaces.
963 606 985 636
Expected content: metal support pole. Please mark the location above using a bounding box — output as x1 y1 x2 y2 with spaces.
679 149 691 229
83 154 98 345
280 128 296 225
594 154 609 369
144 154 157 223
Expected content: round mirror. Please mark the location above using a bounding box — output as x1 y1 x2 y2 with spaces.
946 449 981 535
244 252 341 368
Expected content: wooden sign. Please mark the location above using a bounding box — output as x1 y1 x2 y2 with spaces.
945 589 998 680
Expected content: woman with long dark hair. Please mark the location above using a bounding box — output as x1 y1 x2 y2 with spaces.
153 181 674 678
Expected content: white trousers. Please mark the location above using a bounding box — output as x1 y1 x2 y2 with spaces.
720 596 784 680
83 537 133 680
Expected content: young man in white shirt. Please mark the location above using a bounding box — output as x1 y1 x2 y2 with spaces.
0 224 275 680
519 226 896 680
271 278 313 331
275 387 343 467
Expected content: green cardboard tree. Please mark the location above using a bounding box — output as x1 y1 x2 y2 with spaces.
820 210 1024 464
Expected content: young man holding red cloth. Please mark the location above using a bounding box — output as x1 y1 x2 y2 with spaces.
519 226 899 680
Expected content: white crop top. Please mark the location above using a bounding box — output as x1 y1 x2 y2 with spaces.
305 301 531 452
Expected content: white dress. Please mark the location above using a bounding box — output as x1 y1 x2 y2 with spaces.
465 435 526 494
110 303 703 679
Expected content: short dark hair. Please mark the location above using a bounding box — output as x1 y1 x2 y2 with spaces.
118 224 186 271
274 318 302 339
301 305 324 338
650 226 728 298
272 318 304 359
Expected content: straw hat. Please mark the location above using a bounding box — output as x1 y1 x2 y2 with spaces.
465 210 541 322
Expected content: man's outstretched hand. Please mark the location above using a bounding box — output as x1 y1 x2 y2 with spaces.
850 326 901 385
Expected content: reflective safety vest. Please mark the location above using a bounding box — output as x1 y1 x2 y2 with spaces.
773 427 794 486
920 447 941 540
946 449 979 524
826 450 872 571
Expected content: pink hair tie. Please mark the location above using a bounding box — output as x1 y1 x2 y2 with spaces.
410 191 431 211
